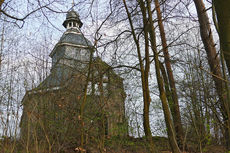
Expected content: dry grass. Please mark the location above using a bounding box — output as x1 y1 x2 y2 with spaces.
0 136 227 153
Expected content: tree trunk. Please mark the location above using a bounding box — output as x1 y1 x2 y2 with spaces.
159 62 173 109
0 22 4 71
213 0 230 74
123 0 157 152
144 0 181 152
80 49 93 153
154 0 184 148
193 0 230 149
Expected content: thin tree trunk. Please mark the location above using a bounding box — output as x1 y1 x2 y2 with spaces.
0 21 4 71
98 74 105 153
159 62 173 108
193 0 230 149
144 0 181 152
138 2 154 151
154 0 184 147
80 49 93 153
122 0 157 152
199 51 211 138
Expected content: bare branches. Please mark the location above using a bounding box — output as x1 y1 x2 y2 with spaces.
0 0 62 28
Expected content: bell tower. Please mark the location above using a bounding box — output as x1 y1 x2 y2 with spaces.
49 8 93 72
62 10 83 31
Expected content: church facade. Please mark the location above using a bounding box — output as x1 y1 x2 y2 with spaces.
20 10 126 146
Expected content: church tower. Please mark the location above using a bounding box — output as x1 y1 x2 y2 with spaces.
37 9 94 88
50 9 92 69
20 8 127 152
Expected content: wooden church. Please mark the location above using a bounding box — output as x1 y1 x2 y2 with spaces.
20 9 126 147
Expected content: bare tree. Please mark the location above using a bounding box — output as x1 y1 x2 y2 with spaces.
154 0 184 148
213 0 230 74
193 0 230 149
122 0 157 152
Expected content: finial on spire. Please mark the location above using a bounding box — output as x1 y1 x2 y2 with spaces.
63 3 83 29
71 0 75 10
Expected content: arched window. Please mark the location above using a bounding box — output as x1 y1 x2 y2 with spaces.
69 22 72 27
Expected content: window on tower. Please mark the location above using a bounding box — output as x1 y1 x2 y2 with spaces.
73 22 76 27
69 22 72 27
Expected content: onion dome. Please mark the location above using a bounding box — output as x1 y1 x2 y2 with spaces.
62 10 83 29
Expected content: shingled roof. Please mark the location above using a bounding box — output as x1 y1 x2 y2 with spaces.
59 29 93 46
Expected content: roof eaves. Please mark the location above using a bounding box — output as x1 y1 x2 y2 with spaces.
49 43 91 57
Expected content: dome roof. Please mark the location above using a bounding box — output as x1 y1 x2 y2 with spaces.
66 10 79 19
63 10 83 28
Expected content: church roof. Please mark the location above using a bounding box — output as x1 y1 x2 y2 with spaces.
35 65 74 89
28 58 123 92
49 29 93 57
63 10 83 28
59 30 93 47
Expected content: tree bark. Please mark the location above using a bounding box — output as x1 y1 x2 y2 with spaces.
213 0 230 74
80 49 93 153
154 0 184 148
193 0 230 149
123 0 157 152
0 22 4 71
144 0 181 152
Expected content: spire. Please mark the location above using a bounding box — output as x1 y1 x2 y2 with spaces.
71 0 75 10
62 3 83 30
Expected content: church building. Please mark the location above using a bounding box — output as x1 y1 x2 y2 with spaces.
20 9 126 147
